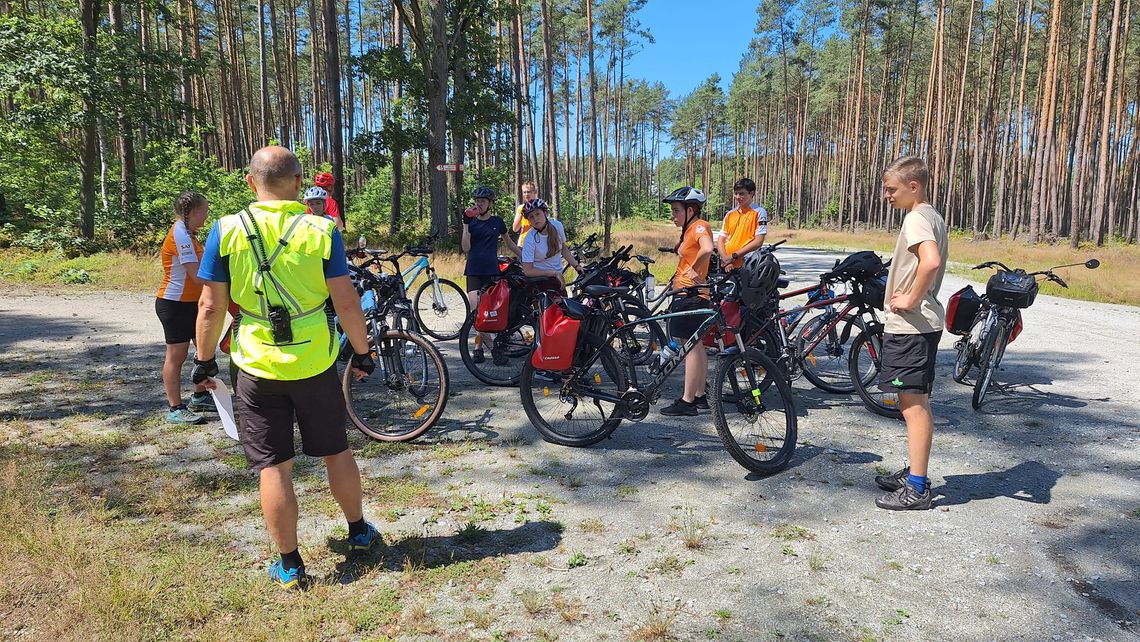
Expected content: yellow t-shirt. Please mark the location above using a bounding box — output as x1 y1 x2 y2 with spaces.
516 204 531 245
720 204 769 269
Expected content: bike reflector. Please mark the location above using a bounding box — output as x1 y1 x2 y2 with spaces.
531 300 582 372
475 280 511 332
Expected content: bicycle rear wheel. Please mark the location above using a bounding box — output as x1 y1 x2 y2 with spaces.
413 277 468 341
343 329 449 442
710 347 798 475
520 345 628 447
848 327 902 419
609 297 666 366
458 315 534 386
798 312 863 394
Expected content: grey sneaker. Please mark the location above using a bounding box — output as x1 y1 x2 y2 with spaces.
187 392 213 413
166 405 205 425
875 466 910 492
875 484 932 511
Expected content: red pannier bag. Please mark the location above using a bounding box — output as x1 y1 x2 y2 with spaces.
945 285 983 336
475 280 511 332
531 300 581 371
703 300 741 347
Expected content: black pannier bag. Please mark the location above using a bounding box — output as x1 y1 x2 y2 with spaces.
986 270 1038 309
945 285 983 335
863 268 888 311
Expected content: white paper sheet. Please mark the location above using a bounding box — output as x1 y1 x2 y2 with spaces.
208 377 239 440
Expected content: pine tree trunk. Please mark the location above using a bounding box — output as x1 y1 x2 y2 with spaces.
1091 0 1125 245
79 0 99 239
539 0 561 218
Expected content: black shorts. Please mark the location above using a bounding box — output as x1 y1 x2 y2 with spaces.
668 296 712 340
235 365 349 470
155 298 198 344
878 331 941 395
466 274 498 293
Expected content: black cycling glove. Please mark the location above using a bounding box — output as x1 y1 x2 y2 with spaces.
350 351 376 375
191 357 219 384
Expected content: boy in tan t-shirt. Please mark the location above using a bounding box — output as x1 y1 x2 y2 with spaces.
874 156 948 511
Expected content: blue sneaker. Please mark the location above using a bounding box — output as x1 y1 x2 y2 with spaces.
268 559 307 590
347 522 381 551
166 405 205 425
186 392 213 413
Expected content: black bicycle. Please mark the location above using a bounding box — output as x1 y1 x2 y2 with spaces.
519 274 798 475
948 258 1099 409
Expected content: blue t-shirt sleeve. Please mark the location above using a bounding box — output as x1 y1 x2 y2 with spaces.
197 222 230 282
323 229 350 278
496 217 507 236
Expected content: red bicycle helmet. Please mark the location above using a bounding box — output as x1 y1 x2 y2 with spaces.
314 172 335 188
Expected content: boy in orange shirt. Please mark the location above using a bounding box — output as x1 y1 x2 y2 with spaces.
716 178 768 271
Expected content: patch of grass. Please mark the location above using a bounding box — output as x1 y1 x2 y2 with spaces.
361 474 439 510
579 517 606 534
676 509 710 550
457 521 487 542
808 550 829 571
886 560 904 571
631 602 680 642
781 545 797 556
985 553 1000 565
552 592 585 623
713 608 733 620
805 595 829 606
841 478 855 487
649 554 689 577
428 440 487 462
616 483 639 498
1130 507 1140 520
462 606 497 629
770 524 816 541
220 453 248 469
567 552 587 568
356 441 417 458
882 608 911 626
618 539 641 556
518 588 547 615
726 565 741 575
873 464 892 476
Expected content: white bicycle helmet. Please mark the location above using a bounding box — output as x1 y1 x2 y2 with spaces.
662 186 707 206
303 186 328 201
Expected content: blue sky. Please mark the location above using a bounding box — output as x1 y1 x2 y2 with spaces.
621 0 759 99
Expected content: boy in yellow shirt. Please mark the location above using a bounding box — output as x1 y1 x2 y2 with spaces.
716 178 768 271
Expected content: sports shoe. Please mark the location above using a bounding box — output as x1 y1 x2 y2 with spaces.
492 349 510 367
268 559 307 590
166 405 205 425
875 484 933 511
187 392 213 413
533 370 562 383
472 348 486 364
875 466 910 492
693 395 709 410
660 398 698 417
347 522 381 551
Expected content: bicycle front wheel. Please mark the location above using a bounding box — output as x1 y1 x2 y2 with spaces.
799 312 863 394
610 297 666 366
520 345 628 447
971 323 1005 410
710 347 798 475
343 329 449 442
848 328 902 419
413 278 469 341
458 315 534 386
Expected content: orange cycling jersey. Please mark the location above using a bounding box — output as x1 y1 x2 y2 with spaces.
673 218 712 297
720 204 768 269
156 220 203 302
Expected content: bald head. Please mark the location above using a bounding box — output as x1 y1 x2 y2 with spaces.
246 146 302 200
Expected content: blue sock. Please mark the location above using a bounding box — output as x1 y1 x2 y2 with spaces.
906 473 928 493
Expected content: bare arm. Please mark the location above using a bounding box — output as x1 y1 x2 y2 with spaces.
195 281 230 360
501 233 521 258
522 262 564 280
183 261 203 288
328 275 370 355
559 243 581 271
512 210 523 233
461 221 472 253
889 240 942 313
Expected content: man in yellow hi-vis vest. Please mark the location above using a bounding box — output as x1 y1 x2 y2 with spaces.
191 146 377 591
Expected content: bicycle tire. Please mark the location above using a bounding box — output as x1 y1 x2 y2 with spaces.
710 347 798 475
520 345 627 447
799 312 864 394
848 328 903 419
343 329 449 442
611 296 666 366
971 322 1004 410
412 277 469 341
952 339 974 383
458 315 533 386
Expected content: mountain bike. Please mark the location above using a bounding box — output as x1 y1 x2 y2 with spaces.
948 258 1099 409
341 253 450 442
370 235 468 341
519 275 798 475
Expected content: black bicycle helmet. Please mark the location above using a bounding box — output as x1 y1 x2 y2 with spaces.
472 186 496 200
739 250 782 308
662 186 707 206
522 198 549 216
825 250 883 281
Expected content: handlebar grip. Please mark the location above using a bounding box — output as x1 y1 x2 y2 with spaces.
1052 275 1069 288
657 246 675 254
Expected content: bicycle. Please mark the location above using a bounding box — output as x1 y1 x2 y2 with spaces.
519 275 798 475
948 258 1099 409
340 251 450 442
373 234 469 341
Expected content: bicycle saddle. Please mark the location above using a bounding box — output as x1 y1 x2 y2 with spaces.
635 255 655 264
582 284 630 298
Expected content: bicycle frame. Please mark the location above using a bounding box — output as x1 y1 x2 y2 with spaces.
400 255 432 290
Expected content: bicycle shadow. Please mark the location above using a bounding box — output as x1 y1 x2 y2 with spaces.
933 460 1061 507
325 520 563 585
743 443 882 480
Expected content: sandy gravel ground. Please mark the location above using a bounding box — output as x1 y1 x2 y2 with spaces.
1 246 1137 641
